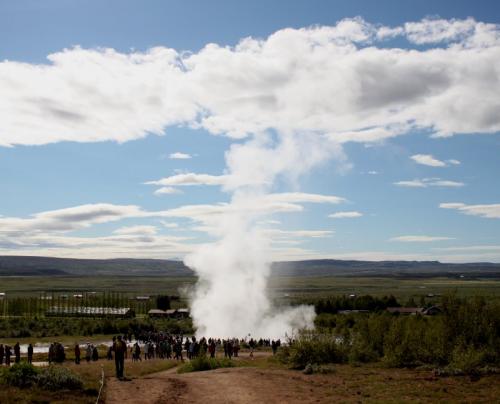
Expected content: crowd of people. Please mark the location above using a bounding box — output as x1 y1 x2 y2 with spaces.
0 342 33 365
0 333 282 381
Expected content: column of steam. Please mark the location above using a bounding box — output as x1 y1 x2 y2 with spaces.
184 134 319 339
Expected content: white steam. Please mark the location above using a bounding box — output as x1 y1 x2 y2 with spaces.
184 132 342 338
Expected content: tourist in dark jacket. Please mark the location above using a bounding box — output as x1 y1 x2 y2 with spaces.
14 342 21 363
27 343 34 364
5 345 11 366
74 344 81 364
114 336 126 379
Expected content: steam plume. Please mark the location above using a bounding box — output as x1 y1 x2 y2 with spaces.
184 132 341 338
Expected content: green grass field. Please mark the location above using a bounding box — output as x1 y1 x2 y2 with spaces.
1 275 500 301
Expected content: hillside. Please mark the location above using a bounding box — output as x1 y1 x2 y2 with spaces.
0 256 193 277
0 256 500 278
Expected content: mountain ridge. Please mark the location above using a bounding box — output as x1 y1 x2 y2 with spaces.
0 255 499 278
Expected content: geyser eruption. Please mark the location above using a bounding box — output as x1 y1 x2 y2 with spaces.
184 195 316 338
184 132 342 338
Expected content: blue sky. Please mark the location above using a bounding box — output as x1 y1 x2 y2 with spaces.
1 0 500 262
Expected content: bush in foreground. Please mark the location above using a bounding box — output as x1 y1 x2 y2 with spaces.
0 363 83 391
37 365 83 391
278 331 347 369
177 356 234 373
0 362 39 388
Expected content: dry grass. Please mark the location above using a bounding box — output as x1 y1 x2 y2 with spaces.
0 358 177 403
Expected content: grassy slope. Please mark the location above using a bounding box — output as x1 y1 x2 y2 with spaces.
1 275 500 300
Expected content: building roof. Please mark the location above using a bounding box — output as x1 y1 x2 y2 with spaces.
148 309 167 314
47 306 132 315
386 307 424 314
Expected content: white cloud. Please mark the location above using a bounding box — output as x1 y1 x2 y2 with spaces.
1 18 500 148
154 186 183 195
440 202 500 219
0 192 345 257
394 178 465 188
367 171 378 175
394 179 427 188
430 180 464 187
0 203 147 235
411 154 446 167
264 229 334 240
146 173 229 187
113 225 157 235
160 221 179 229
390 235 455 242
169 152 192 159
403 17 477 44
410 154 461 167
328 211 363 219
433 245 500 252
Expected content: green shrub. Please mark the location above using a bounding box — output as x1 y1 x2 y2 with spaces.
348 340 379 364
0 362 39 388
37 365 83 391
448 345 488 375
279 331 347 369
303 363 336 374
177 356 234 373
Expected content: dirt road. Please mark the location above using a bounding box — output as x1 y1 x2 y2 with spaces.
105 366 334 404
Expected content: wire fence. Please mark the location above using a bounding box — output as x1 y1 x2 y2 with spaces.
96 364 105 404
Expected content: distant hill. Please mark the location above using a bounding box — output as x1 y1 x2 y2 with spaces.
270 259 500 278
0 256 499 278
0 256 194 277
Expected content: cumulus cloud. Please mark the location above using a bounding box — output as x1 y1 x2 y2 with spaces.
394 178 465 188
169 152 192 159
390 235 455 242
1 17 500 148
440 202 500 219
328 211 363 218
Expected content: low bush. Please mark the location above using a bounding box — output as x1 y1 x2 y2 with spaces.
177 356 234 373
0 362 39 388
303 363 336 375
0 363 83 391
37 365 83 391
278 331 347 369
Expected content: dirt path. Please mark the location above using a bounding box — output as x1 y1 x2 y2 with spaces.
105 365 334 404
105 360 500 404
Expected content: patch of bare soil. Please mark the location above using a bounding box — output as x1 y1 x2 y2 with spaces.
105 366 335 404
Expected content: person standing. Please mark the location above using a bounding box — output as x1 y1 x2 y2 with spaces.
208 339 216 358
27 343 34 364
74 344 81 364
0 343 4 365
5 345 11 366
14 342 20 363
114 335 126 380
92 345 99 361
86 344 92 362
